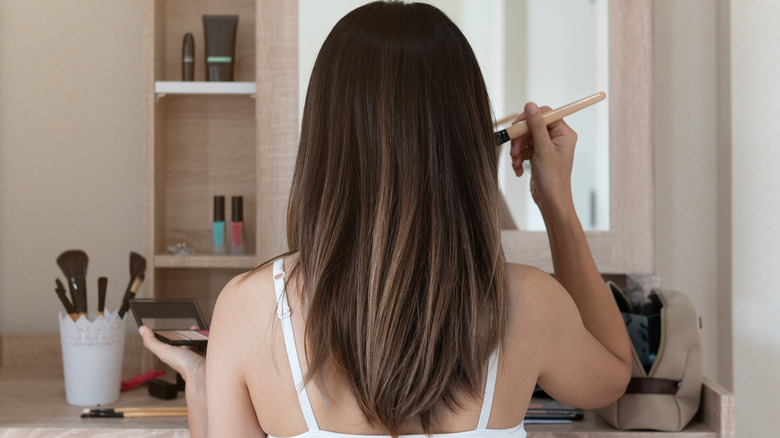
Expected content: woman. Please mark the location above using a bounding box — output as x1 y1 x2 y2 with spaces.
141 2 631 437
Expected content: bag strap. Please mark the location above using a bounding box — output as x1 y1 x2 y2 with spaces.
625 377 681 395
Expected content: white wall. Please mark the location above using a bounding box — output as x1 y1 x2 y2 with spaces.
654 0 723 391
0 1 144 332
730 1 780 436
655 0 780 435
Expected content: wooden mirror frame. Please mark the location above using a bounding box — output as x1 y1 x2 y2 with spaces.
501 1 654 273
256 0 653 274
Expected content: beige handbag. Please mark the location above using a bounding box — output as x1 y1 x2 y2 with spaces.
597 283 703 431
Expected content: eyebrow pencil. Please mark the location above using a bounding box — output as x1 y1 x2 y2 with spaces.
495 91 607 146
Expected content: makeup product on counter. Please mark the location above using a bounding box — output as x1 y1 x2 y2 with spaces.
203 15 238 81
494 91 606 146
120 370 166 391
82 406 187 418
129 298 209 347
56 250 89 316
97 277 108 316
117 252 147 318
213 195 226 254
182 33 195 81
148 379 180 400
231 196 244 255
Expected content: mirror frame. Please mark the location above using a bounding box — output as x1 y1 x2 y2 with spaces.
501 1 654 273
257 0 653 273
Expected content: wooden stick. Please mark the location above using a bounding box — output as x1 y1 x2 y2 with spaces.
114 407 188 413
122 410 187 418
495 91 606 145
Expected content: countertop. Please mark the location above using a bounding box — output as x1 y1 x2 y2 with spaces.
0 334 733 437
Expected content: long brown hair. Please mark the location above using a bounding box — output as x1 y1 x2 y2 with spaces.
287 1 507 434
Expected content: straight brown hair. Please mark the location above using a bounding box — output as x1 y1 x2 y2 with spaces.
286 1 508 434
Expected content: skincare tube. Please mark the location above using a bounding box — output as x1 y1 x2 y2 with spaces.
213 196 226 254
182 33 194 81
231 196 244 255
203 15 238 81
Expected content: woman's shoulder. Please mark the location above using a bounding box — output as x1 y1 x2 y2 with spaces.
505 262 562 302
212 255 300 334
503 262 576 343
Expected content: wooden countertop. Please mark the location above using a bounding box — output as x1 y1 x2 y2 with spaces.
0 334 733 437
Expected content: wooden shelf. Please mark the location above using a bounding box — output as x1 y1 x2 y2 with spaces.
154 81 256 95
154 254 258 269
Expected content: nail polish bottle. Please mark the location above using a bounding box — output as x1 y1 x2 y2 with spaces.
231 196 244 255
182 33 194 81
212 196 226 254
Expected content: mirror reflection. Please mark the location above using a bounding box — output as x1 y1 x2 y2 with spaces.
299 0 609 231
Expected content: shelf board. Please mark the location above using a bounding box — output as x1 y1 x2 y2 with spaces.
154 254 258 269
154 81 256 95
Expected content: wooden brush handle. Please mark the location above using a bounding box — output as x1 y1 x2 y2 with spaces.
503 91 606 141
123 410 188 418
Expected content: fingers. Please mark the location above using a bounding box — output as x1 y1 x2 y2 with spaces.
139 326 178 367
523 102 553 149
509 104 555 177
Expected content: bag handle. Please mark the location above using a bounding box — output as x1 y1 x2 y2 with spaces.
625 377 681 395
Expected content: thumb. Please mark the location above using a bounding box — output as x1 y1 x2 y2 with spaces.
139 326 177 364
524 102 552 148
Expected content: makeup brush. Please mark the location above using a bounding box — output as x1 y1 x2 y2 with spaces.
55 279 78 322
81 406 187 418
118 252 146 318
494 91 607 146
98 277 108 316
118 272 144 318
56 250 88 313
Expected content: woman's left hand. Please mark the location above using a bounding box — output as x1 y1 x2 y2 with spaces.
139 326 208 437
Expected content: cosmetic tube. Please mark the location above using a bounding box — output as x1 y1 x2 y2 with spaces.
231 196 244 255
213 196 226 254
202 15 238 81
182 33 194 81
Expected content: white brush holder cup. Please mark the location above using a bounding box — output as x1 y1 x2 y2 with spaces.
59 310 126 406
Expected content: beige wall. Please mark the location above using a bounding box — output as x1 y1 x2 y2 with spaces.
0 1 144 332
2 0 779 435
654 0 724 388
730 0 780 436
655 0 780 436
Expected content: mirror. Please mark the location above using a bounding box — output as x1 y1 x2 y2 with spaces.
298 0 610 232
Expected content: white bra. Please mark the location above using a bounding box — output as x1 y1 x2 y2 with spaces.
267 258 526 438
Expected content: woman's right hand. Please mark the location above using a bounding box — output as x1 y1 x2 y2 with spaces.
509 102 578 217
139 326 208 437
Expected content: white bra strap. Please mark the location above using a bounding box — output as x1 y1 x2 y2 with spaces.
477 348 500 429
273 258 319 431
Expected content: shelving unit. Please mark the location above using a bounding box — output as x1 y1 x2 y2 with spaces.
143 0 297 323
155 81 256 95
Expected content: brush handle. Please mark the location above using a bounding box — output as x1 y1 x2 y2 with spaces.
54 281 78 321
495 91 606 146
83 410 187 418
72 278 87 316
98 277 107 315
118 274 144 318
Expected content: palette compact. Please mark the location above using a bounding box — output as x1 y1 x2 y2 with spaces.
129 298 209 347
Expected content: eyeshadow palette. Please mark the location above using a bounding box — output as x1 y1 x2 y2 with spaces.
129 298 209 347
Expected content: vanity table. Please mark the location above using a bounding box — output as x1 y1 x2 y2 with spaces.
0 334 734 437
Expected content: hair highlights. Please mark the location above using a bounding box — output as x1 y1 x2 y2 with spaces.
287 2 508 434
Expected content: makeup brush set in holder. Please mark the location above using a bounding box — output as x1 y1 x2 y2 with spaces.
55 249 147 406
54 250 147 322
